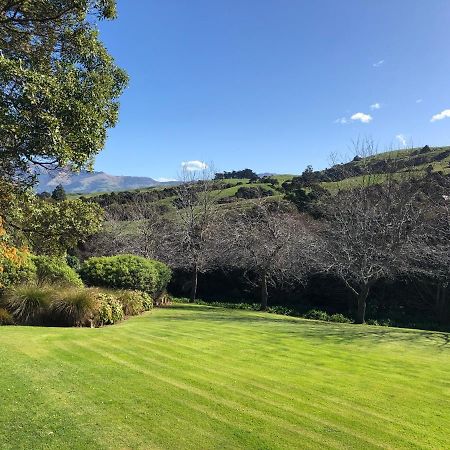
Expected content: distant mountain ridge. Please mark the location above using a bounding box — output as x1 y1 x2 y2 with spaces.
35 167 173 194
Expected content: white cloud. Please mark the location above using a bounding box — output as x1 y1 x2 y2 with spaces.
156 177 177 182
430 109 450 122
370 103 381 110
373 60 385 68
181 160 208 171
416 99 423 104
396 134 407 146
334 117 348 125
351 112 373 123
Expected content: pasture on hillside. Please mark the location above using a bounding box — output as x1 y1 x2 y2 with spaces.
1 304 449 449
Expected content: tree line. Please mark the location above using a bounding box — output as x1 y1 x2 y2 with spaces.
82 148 450 325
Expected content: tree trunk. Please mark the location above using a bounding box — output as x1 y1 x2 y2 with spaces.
190 264 198 303
356 284 370 324
260 269 268 311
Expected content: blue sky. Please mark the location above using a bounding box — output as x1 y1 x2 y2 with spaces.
95 0 450 180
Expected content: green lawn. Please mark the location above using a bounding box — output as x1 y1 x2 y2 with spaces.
1 305 449 449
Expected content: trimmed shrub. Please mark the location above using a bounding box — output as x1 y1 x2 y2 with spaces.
2 284 56 325
50 288 99 327
80 255 171 296
32 256 83 287
0 307 14 325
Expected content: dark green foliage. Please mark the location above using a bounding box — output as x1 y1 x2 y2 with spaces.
303 309 330 321
80 255 171 296
66 255 81 271
215 169 259 180
235 186 272 199
32 256 83 287
0 307 14 325
329 313 352 323
51 185 67 202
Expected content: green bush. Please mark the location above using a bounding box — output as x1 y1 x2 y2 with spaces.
152 261 172 297
141 292 153 311
303 309 330 321
32 256 83 287
0 307 14 325
2 284 56 325
116 290 145 316
266 306 295 316
93 292 124 326
80 255 171 296
329 313 352 323
66 255 81 271
50 288 99 327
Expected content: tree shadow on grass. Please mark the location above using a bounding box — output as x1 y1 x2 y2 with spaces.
163 304 450 349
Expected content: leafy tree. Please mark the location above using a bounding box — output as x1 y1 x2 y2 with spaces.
4 192 103 256
0 0 128 185
51 184 67 201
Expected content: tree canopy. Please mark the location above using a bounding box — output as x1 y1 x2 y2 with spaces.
0 0 128 184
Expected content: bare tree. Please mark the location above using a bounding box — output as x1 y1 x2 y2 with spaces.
167 165 223 302
320 142 433 323
226 199 316 309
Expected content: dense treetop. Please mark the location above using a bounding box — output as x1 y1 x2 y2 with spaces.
0 0 128 185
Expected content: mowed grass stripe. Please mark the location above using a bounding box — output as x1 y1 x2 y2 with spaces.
70 339 344 450
1 304 449 449
86 331 413 449
123 317 446 438
105 318 440 443
103 329 429 448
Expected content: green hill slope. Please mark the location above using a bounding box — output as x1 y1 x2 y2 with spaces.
1 305 449 449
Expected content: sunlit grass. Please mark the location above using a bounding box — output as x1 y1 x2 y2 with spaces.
1 304 449 449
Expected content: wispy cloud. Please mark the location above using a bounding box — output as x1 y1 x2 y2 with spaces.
370 103 381 110
334 117 348 125
396 134 407 146
373 60 385 68
416 99 423 104
351 112 373 123
181 160 208 171
156 177 177 182
430 109 450 122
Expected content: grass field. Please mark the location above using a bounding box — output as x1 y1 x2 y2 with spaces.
1 305 449 449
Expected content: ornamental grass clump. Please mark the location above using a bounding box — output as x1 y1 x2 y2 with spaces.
2 284 56 325
50 288 99 327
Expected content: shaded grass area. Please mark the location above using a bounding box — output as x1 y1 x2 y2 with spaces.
1 304 449 449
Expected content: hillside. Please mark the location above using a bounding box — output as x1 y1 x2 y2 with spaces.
1 305 448 449
82 145 450 213
34 167 176 194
